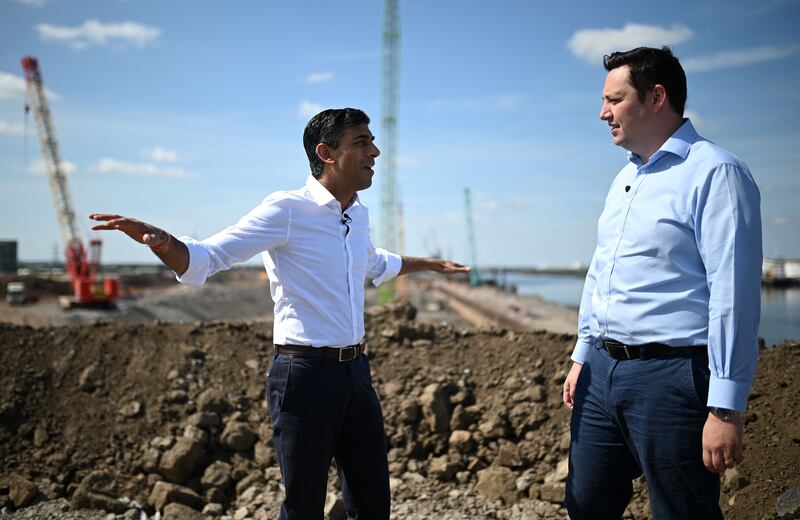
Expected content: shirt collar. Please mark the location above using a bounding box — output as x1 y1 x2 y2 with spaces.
304 175 360 209
660 118 696 160
627 118 697 167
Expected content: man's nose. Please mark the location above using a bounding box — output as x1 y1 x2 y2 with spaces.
599 103 610 120
371 143 380 157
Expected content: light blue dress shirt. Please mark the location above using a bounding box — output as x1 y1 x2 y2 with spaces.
573 120 762 411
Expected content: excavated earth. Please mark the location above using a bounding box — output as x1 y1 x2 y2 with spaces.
0 301 798 519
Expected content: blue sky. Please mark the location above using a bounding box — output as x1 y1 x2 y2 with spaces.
1 0 798 268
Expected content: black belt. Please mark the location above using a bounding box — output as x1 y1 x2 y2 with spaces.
274 343 364 362
602 340 707 360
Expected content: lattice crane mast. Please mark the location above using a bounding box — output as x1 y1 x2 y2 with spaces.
464 187 482 287
378 0 401 302
380 0 399 255
21 56 118 308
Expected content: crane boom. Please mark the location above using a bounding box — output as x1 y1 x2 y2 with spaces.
21 56 82 251
20 55 117 308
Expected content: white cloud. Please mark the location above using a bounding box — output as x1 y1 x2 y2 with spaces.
0 120 25 136
426 95 524 111
683 110 718 133
397 155 421 168
478 199 502 211
304 72 334 84
0 72 26 100
9 0 48 6
143 146 178 163
298 101 323 118
92 158 197 179
683 44 800 72
0 71 60 101
568 23 694 64
439 210 463 224
27 159 77 176
37 19 160 49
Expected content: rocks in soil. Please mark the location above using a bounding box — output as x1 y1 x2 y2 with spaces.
0 303 797 520
776 483 800 519
8 473 38 508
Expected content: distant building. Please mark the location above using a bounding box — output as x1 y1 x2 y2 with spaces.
0 241 18 273
763 258 800 284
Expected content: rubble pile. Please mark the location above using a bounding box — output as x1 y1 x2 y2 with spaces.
0 301 798 519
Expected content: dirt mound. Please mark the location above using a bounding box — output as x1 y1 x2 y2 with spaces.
0 302 797 519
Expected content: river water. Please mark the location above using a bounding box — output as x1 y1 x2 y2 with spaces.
502 273 799 347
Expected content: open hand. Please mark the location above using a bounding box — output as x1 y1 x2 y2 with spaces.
428 259 471 274
89 214 168 248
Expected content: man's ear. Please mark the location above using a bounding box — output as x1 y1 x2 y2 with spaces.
316 143 335 165
651 84 669 113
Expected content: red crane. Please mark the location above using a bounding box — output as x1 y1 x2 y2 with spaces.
21 56 118 309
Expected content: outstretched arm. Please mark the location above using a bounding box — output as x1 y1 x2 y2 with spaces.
89 213 190 275
398 256 470 276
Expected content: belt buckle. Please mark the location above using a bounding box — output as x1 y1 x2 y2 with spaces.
623 345 632 359
338 347 354 362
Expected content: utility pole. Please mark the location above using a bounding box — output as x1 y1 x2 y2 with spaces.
379 0 400 302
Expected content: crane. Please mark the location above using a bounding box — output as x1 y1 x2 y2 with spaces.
378 0 400 304
21 56 118 309
464 187 482 287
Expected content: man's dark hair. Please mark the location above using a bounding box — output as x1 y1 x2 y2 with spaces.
603 46 687 116
303 108 371 178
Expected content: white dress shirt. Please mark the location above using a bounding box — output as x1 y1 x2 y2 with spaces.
573 120 762 411
177 175 402 348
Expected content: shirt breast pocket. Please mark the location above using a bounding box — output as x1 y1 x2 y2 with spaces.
347 225 371 280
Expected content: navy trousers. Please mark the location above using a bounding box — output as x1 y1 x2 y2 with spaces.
267 352 390 520
565 344 723 520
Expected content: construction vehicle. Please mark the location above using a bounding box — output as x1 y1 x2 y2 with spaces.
21 56 118 309
5 281 29 305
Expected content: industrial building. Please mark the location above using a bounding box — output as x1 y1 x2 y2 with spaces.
0 241 18 273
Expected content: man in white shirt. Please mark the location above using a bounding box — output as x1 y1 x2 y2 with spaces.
90 107 469 519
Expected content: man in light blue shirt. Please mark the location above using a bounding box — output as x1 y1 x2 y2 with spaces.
562 47 761 519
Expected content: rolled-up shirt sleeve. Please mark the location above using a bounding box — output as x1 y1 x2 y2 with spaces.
176 195 291 286
696 163 762 411
366 236 402 286
572 249 598 364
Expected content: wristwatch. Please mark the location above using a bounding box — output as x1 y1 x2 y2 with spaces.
708 407 740 422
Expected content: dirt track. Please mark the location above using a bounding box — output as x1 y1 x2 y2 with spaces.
0 278 798 519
